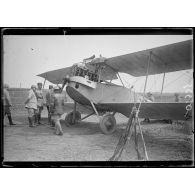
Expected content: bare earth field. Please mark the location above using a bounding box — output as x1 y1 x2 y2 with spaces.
3 109 194 163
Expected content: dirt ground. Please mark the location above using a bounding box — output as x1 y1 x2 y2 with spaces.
3 109 194 163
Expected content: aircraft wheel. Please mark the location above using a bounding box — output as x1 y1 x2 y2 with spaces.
65 111 81 126
99 113 116 134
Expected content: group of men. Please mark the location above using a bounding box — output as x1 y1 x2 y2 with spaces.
24 82 65 136
3 82 65 136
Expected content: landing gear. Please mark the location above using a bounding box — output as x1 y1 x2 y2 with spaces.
99 113 116 134
65 100 117 134
65 111 81 126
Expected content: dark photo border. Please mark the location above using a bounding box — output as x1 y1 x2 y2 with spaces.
1 27 194 168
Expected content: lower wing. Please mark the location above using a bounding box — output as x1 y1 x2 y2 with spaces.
101 102 191 120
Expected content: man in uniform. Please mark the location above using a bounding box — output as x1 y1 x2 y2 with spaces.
50 86 65 136
35 82 44 125
3 84 16 126
45 85 53 125
174 93 180 102
25 85 37 127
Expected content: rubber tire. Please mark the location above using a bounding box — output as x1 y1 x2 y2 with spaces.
65 111 81 126
99 113 116 134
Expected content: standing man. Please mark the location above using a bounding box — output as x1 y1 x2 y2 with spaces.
174 93 180 102
50 86 65 136
35 82 44 125
45 85 53 125
24 85 37 127
3 84 16 126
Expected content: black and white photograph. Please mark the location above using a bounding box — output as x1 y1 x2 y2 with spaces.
1 28 194 166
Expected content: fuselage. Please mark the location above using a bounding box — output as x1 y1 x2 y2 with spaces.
66 76 191 120
66 76 135 111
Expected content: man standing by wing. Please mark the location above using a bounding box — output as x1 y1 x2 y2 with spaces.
35 82 44 125
50 86 65 136
3 84 16 126
45 85 53 125
25 85 37 127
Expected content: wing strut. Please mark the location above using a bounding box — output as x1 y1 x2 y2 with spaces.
43 78 46 89
160 72 166 102
117 73 125 87
138 51 152 110
143 51 152 96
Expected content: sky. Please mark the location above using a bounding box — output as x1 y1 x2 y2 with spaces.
3 35 193 93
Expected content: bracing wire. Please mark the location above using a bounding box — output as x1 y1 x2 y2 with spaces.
163 72 186 89
154 74 156 92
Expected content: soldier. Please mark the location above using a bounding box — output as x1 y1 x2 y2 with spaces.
50 86 65 136
174 93 180 102
35 82 44 125
3 84 16 126
45 85 53 125
24 85 37 127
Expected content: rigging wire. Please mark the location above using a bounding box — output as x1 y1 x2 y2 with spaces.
122 75 141 88
147 74 156 92
154 74 156 92
146 71 192 92
163 72 187 89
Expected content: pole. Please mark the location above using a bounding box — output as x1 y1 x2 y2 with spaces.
160 72 166 102
137 117 149 160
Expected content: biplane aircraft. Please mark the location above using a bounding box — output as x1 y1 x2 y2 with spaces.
38 39 193 134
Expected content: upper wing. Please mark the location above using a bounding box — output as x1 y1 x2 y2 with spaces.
37 66 72 84
37 40 193 82
102 102 190 120
105 40 193 77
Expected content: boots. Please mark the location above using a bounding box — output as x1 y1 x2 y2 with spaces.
8 115 16 125
29 116 36 127
34 114 38 125
51 120 55 127
37 114 42 125
55 120 63 136
28 117 32 127
48 113 51 125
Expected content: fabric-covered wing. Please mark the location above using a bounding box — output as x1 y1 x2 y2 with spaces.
105 40 193 77
37 67 72 84
102 102 190 120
